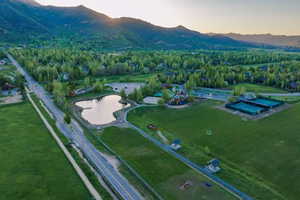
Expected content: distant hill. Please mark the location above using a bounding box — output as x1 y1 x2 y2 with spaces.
0 0 260 50
210 33 300 48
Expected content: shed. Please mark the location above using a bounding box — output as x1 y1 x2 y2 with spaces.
170 139 182 151
206 159 221 173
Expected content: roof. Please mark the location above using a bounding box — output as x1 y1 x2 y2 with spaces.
173 139 181 145
209 159 220 167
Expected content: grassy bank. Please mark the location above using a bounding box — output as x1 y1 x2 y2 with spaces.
267 95 300 103
128 101 300 200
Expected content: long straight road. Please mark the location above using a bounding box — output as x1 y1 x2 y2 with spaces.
7 53 143 200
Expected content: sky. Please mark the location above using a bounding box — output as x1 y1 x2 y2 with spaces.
36 0 300 35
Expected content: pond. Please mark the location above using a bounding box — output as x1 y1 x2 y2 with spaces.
75 95 130 125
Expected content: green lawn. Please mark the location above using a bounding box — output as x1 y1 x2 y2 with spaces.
0 103 90 200
128 102 300 200
100 127 236 200
99 73 156 83
229 83 286 93
267 95 300 103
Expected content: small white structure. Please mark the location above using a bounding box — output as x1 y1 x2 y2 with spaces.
170 139 182 151
170 143 181 151
143 97 161 105
74 87 94 95
206 159 221 173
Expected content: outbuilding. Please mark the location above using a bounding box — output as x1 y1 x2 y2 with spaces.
170 139 182 151
206 159 221 173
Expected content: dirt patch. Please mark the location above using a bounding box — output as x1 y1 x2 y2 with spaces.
100 152 120 170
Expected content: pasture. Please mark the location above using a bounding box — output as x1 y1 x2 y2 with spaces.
0 103 90 200
100 127 236 200
128 101 300 200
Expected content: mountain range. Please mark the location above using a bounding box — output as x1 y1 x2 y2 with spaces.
0 0 298 51
210 33 300 49
0 0 259 50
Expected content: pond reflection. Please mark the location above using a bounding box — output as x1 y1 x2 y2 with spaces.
75 95 129 125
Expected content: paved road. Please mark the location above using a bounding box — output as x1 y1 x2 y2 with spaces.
192 87 300 100
7 53 143 200
124 107 253 200
27 90 102 200
260 93 300 97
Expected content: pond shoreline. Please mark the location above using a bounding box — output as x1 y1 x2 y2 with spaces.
72 94 137 130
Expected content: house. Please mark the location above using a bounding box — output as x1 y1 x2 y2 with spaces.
1 88 18 96
206 159 221 173
256 76 267 84
59 72 70 81
259 65 269 71
170 139 182 151
0 60 6 65
164 72 176 77
81 66 90 75
169 94 188 105
161 83 172 89
244 72 253 79
289 82 299 90
1 82 15 91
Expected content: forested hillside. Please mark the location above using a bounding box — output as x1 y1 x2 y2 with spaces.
0 0 258 50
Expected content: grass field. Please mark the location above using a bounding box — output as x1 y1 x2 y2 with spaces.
99 73 156 83
100 127 236 200
128 101 300 200
30 93 113 200
267 95 300 103
229 83 286 93
0 103 91 200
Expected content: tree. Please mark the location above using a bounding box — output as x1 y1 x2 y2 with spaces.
187 96 195 103
120 89 127 100
93 81 104 93
233 86 246 96
158 98 165 106
228 96 238 103
204 146 211 155
162 89 171 102
64 113 71 125
84 77 91 88
136 89 144 102
52 81 66 105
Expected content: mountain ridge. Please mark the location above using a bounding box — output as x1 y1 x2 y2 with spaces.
209 33 300 48
0 0 283 50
